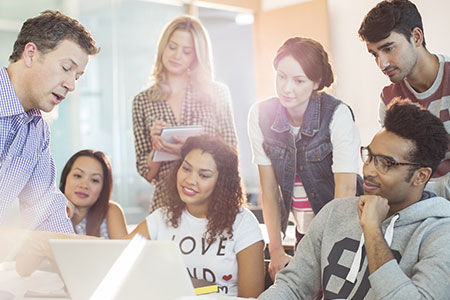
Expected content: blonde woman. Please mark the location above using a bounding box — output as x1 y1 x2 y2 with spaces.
132 15 237 212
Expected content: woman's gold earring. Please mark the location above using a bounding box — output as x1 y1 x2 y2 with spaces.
187 67 192 83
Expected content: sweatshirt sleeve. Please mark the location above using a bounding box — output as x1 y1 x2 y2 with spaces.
369 221 450 299
258 202 332 300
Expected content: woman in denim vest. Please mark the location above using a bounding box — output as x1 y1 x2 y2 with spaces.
248 37 363 280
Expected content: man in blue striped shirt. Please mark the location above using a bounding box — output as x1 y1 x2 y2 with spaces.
0 10 99 233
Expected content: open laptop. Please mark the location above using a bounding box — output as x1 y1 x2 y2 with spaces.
49 238 196 300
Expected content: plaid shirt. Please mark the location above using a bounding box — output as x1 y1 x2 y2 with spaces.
0 67 73 233
132 81 237 212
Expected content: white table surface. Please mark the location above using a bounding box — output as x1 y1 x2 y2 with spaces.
0 262 246 300
0 261 65 300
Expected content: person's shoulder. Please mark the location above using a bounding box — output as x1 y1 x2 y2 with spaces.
108 201 124 213
234 207 260 226
333 102 356 120
152 206 167 216
320 92 346 109
133 85 158 103
437 53 450 63
146 207 168 223
333 196 359 206
209 81 231 101
421 196 450 216
321 91 341 102
211 80 228 91
106 201 126 220
380 81 405 103
439 54 450 77
238 206 254 217
321 197 359 217
249 97 278 110
256 97 281 110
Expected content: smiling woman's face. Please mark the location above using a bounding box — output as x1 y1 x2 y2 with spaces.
162 29 196 76
176 149 219 217
64 156 104 209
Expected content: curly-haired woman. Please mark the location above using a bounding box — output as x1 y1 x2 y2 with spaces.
128 135 264 298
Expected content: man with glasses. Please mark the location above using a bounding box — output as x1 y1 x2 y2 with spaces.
258 99 450 299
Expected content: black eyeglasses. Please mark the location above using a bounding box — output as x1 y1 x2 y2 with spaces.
360 146 421 174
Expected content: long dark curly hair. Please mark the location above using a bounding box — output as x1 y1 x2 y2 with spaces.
163 135 245 244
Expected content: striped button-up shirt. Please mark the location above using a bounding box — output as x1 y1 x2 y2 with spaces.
0 67 73 233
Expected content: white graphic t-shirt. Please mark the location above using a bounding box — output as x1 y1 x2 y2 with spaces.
146 207 263 296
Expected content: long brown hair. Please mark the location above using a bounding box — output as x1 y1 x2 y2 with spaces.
60 150 113 237
163 135 245 244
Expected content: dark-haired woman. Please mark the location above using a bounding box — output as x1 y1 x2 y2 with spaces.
248 37 363 280
128 135 264 298
60 150 127 239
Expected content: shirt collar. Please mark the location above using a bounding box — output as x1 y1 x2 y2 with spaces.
0 67 42 123
270 92 321 137
299 92 321 137
270 104 291 133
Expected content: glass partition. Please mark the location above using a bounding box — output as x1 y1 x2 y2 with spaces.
0 0 257 224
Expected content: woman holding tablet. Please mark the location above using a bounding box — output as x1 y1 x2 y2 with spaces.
128 135 264 298
132 16 237 212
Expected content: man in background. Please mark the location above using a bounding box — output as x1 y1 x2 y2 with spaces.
359 0 449 199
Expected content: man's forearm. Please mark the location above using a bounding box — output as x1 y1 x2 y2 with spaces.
363 226 395 274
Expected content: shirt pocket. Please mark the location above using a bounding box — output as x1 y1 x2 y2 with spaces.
263 140 288 160
305 142 332 162
305 141 333 180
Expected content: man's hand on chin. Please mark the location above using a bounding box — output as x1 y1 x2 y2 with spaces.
358 195 390 230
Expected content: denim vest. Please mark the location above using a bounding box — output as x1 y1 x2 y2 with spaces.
258 92 363 234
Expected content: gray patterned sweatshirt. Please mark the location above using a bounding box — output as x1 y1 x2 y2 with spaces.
258 196 450 299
